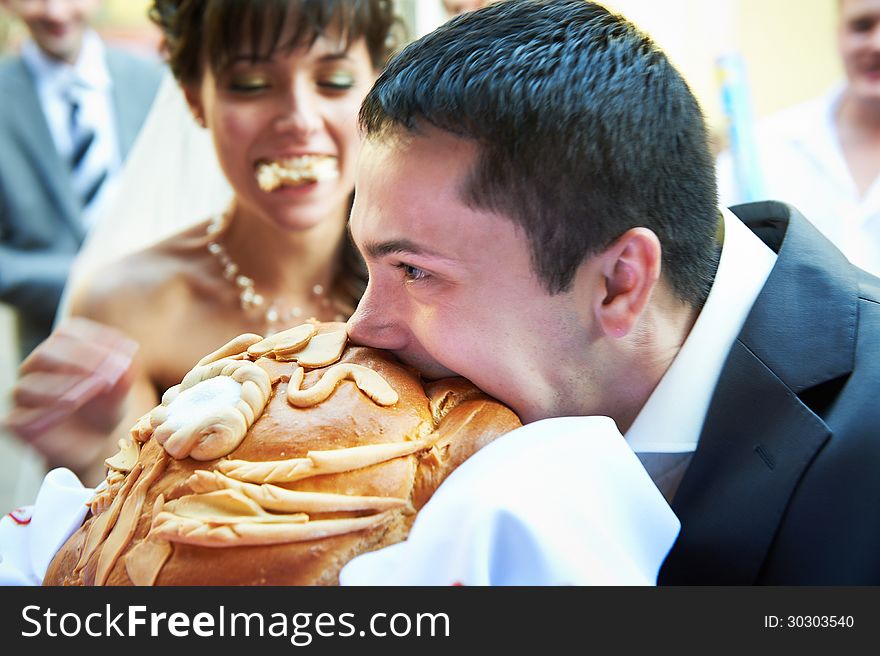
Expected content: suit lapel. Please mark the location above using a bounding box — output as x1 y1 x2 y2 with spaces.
6 59 84 241
659 202 857 584
659 343 830 584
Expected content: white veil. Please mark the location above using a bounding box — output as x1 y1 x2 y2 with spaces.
57 72 232 319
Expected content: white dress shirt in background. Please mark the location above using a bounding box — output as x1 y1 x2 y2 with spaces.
717 85 880 276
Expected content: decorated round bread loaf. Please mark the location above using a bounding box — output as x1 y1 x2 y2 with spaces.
44 322 521 585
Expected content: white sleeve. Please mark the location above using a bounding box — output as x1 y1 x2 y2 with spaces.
0 468 93 586
340 416 680 586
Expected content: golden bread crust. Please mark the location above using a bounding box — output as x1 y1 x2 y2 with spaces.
44 325 521 586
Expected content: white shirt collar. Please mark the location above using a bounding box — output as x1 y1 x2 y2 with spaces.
21 30 111 97
624 207 778 453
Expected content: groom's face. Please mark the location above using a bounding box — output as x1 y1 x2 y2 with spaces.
347 128 595 424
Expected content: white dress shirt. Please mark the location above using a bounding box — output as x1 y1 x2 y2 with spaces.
21 30 121 229
626 207 778 454
341 417 681 586
717 84 880 276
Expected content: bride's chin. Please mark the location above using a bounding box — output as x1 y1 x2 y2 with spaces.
245 184 351 233
267 206 346 233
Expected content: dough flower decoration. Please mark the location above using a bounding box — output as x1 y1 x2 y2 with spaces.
137 324 408 552
135 358 271 461
129 322 396 462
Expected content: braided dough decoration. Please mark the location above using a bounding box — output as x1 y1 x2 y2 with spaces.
156 438 440 548
150 509 393 547
138 326 397 463
140 359 272 460
218 439 435 485
87 471 126 517
187 469 408 513
149 486 393 548
129 327 410 547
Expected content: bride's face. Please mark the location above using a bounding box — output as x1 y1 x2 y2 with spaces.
186 34 377 231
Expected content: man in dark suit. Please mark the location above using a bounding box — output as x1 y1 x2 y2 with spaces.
344 0 880 583
0 0 161 357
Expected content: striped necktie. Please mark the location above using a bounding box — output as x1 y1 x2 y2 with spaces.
67 85 108 211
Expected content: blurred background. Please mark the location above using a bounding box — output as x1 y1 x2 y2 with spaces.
0 0 842 510
0 0 844 142
0 0 160 54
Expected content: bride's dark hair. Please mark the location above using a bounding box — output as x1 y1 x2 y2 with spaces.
150 0 401 85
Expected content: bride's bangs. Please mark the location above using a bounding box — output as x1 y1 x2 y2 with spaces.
206 0 373 73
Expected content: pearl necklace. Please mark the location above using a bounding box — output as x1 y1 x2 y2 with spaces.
206 213 344 328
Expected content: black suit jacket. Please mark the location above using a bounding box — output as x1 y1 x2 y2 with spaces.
659 201 880 585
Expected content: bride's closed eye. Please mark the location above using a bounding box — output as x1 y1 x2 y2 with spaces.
228 75 271 93
318 70 357 91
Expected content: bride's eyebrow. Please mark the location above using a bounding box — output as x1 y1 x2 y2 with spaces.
316 52 355 63
226 53 273 65
224 50 354 67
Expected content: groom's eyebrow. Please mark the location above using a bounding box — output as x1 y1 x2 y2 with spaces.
363 238 448 261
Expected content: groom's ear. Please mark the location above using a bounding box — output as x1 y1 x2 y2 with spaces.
592 227 662 338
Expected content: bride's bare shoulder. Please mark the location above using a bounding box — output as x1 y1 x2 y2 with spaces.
69 219 217 330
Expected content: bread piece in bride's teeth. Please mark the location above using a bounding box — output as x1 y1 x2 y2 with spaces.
256 155 340 192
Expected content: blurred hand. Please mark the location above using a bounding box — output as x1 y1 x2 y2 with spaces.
3 317 139 473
